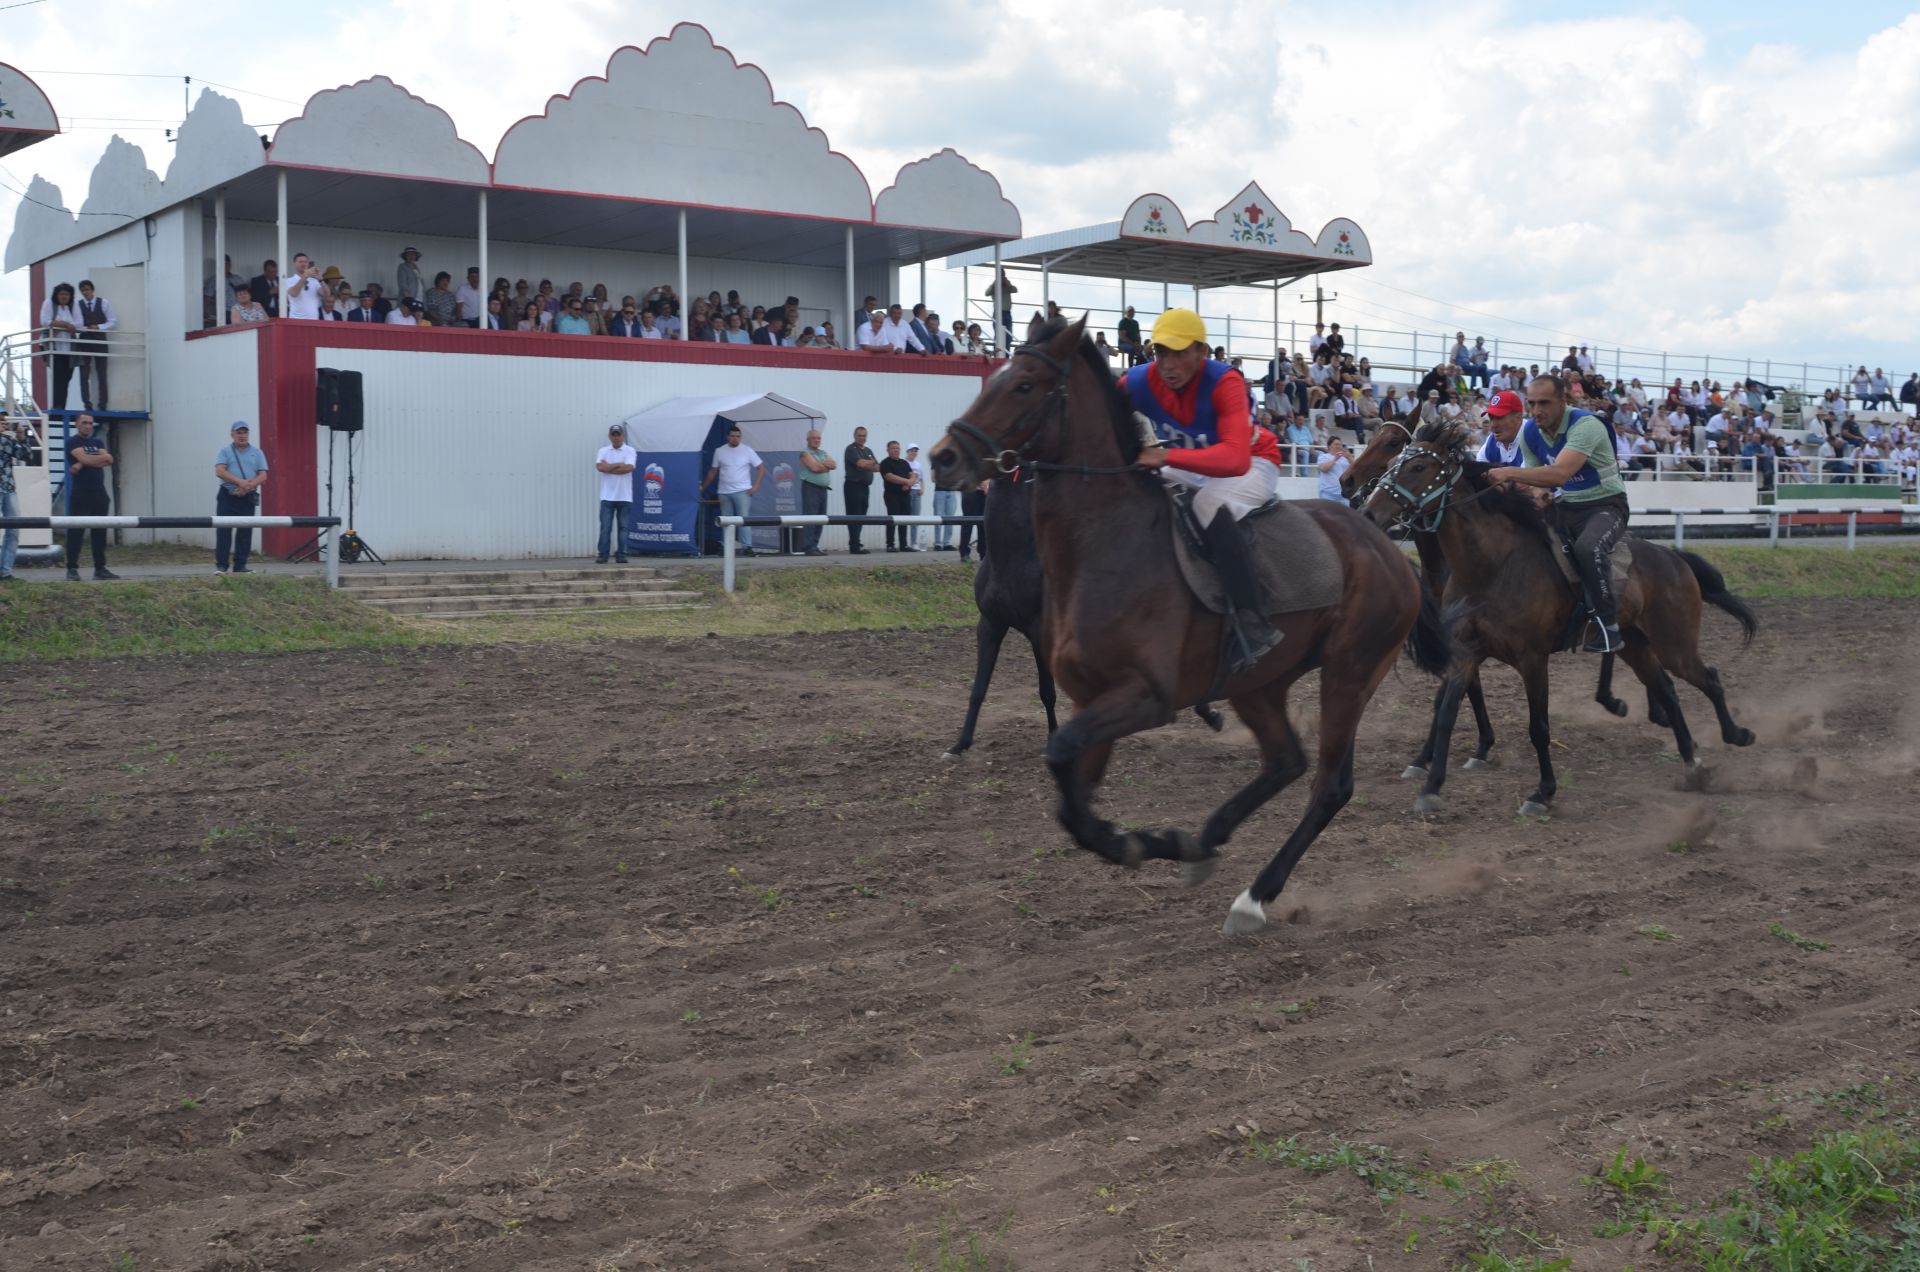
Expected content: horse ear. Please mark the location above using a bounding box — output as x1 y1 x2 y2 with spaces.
1052 314 1089 358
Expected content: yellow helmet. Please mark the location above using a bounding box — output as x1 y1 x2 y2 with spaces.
1149 308 1207 351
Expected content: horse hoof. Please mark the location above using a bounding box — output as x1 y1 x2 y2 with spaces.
1462 756 1490 771
1518 800 1551 819
1221 888 1267 936
1117 833 1147 869
1729 728 1756 748
1602 698 1628 718
940 750 963 763
1680 763 1713 792
1413 793 1443 815
1402 765 1429 780
1181 856 1219 889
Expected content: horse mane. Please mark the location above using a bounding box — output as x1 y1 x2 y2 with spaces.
1023 315 1143 465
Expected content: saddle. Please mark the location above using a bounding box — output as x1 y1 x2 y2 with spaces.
1544 514 1636 652
1168 488 1345 618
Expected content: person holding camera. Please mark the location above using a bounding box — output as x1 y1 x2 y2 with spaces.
1 412 40 581
214 421 269 574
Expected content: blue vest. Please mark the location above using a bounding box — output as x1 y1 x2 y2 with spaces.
1520 408 1617 494
1123 361 1228 448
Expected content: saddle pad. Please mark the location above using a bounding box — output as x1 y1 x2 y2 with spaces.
1172 498 1347 617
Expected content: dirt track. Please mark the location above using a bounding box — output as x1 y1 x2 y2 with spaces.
2 600 1917 1270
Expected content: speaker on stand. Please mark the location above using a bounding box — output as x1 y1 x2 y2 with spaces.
287 368 383 564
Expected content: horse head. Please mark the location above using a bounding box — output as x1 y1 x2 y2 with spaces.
1361 415 1476 534
933 315 1092 492
1340 418 1413 504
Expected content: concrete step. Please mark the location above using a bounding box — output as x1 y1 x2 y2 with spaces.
340 567 657 589
407 602 707 621
344 576 681 598
360 589 703 615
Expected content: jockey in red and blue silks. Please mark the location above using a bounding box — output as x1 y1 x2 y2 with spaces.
1127 308 1284 671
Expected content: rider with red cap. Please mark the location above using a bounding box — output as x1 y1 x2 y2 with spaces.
1128 308 1284 671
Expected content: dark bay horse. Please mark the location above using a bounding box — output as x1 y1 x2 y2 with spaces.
931 317 1447 935
942 467 1223 761
1360 417 1756 818
1340 414 1656 751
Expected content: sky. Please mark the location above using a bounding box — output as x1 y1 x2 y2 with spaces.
3 0 1917 377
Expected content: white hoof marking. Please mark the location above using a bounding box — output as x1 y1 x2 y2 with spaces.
1221 888 1267 936
1402 765 1428 780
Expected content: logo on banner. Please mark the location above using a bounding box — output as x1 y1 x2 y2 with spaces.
772 463 797 510
642 462 666 511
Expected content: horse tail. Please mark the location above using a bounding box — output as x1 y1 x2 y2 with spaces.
1678 550 1758 647
1405 568 1454 676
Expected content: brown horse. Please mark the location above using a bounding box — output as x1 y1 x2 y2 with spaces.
1359 416 1756 818
1341 414 1660 743
931 317 1448 935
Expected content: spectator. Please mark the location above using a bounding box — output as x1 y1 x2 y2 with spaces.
249 259 281 317
365 282 393 319
1285 415 1315 466
1740 430 1775 493
1308 321 1327 356
422 271 458 326
842 426 878 554
387 298 423 326
924 312 953 354
1628 428 1659 479
1851 366 1872 405
1468 337 1491 388
1094 331 1115 363
659 300 683 339
878 440 915 551
396 247 424 306
537 280 560 315
230 284 268 325
39 282 82 410
882 303 925 353
1316 438 1351 502
283 253 327 320
1868 368 1892 408
516 300 548 333
751 313 793 346
958 479 987 564
555 296 591 335
1900 373 1919 409
854 294 879 329
476 297 502 330
857 310 893 354
1451 331 1473 380
205 253 247 323
903 443 929 551
720 313 750 344
63 413 116 581
796 428 835 556
908 304 939 354
1324 323 1345 359
581 297 608 337
965 323 986 354
456 268 485 327
817 320 841 350
594 423 637 564
608 300 644 337
705 425 764 556
1576 345 1595 375
213 421 268 573
73 279 117 411
983 271 1016 347
328 281 354 319
0 413 39 581
1116 306 1142 365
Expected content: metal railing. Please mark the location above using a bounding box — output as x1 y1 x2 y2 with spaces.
717 513 982 591
1 515 345 585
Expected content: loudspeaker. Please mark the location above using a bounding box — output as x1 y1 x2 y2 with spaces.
316 367 364 433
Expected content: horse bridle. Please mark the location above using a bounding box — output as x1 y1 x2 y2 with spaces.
944 342 1074 477
1374 438 1469 534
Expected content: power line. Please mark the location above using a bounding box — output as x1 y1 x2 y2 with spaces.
22 68 302 106
0 0 52 10
0 174 136 219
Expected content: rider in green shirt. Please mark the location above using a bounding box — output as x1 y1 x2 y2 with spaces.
1488 374 1630 653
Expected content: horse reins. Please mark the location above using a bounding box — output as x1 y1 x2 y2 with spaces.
943 342 1142 480
1375 439 1501 534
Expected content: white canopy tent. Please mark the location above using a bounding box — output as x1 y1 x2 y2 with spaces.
620 391 825 555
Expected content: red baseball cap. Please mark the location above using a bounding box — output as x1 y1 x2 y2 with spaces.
1486 389 1525 418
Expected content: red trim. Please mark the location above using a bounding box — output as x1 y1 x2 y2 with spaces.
28 261 43 407
0 61 61 133
251 325 317 556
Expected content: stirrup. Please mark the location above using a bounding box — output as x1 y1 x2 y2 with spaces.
1226 607 1282 674
1582 621 1623 654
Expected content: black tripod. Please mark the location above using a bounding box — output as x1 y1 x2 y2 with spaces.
285 427 337 563
336 430 383 564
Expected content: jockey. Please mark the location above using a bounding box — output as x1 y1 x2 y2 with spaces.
1478 389 1525 465
1128 308 1284 672
1489 374 1630 654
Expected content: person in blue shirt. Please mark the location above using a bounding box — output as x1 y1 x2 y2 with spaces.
1316 438 1351 501
214 421 270 573
1284 416 1315 468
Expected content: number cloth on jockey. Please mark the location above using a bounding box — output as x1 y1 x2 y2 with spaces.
1518 408 1625 503
1121 360 1281 525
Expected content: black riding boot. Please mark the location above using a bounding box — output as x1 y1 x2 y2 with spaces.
1204 513 1281 674
1578 572 1623 653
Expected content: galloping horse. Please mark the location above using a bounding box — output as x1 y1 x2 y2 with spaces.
1360 417 1756 818
932 317 1447 934
1340 410 1656 753
942 470 1223 761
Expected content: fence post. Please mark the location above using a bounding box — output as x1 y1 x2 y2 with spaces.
1768 507 1780 548
722 522 737 593
1846 510 1857 550
1672 510 1686 548
323 523 339 589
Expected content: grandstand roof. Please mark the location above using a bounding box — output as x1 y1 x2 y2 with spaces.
0 63 59 160
944 182 1370 289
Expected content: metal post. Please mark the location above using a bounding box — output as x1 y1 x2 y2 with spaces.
847 226 858 348
323 520 339 588
1768 507 1780 547
1660 351 1668 384
275 169 289 318
1041 259 1050 316
1846 510 1857 549
676 208 689 340
722 523 736 593
1672 510 1686 548
961 264 969 333
1225 314 1232 355
477 189 489 326
991 240 1004 351
213 189 226 326
918 258 926 306
1270 281 1278 354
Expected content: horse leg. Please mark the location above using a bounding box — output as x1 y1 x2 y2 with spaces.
1405 678 1449 778
1414 661 1481 815
1516 654 1557 817
1594 652 1629 718
943 616 1008 760
1044 685 1180 868
1193 702 1226 732
1026 629 1059 735
1189 688 1310 889
1666 653 1755 748
1461 672 1497 769
1618 643 1700 772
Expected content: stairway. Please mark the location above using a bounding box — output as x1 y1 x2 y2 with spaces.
338 566 702 618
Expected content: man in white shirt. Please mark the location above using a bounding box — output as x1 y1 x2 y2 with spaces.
1307 322 1327 356
857 311 892 354
455 267 484 327
1575 345 1595 375
74 279 118 411
595 423 638 563
879 303 925 354
386 299 422 325
282 253 327 320
704 426 765 556
1868 368 1892 407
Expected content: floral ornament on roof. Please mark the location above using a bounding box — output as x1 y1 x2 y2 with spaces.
1332 230 1356 257
1141 204 1170 235
1230 201 1277 246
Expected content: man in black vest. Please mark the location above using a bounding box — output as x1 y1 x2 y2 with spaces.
75 280 117 410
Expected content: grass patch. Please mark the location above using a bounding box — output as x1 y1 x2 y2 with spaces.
907 1212 1012 1271
1688 543 1920 601
1244 1131 1426 1204
1769 922 1832 952
0 576 419 662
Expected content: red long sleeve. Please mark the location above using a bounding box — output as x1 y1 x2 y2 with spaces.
1165 369 1255 478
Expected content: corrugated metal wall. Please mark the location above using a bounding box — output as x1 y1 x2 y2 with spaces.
314 347 987 559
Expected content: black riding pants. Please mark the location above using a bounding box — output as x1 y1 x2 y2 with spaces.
1556 493 1630 626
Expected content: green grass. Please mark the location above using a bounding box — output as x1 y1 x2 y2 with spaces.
907 1212 1012 1271
1688 543 1920 600
1244 1131 1426 1204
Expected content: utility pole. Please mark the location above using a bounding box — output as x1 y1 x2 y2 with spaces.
1298 275 1335 327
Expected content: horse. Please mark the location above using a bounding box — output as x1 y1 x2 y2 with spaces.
942 471 1222 761
1340 411 1662 745
931 316 1448 935
1359 416 1757 818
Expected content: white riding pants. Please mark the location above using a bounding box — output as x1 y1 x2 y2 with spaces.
1161 457 1281 526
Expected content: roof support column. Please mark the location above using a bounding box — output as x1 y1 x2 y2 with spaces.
212 189 226 327
845 225 856 351
676 208 689 340
918 257 927 307
275 169 288 319
1271 281 1279 355
477 189 489 329
991 241 1004 352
